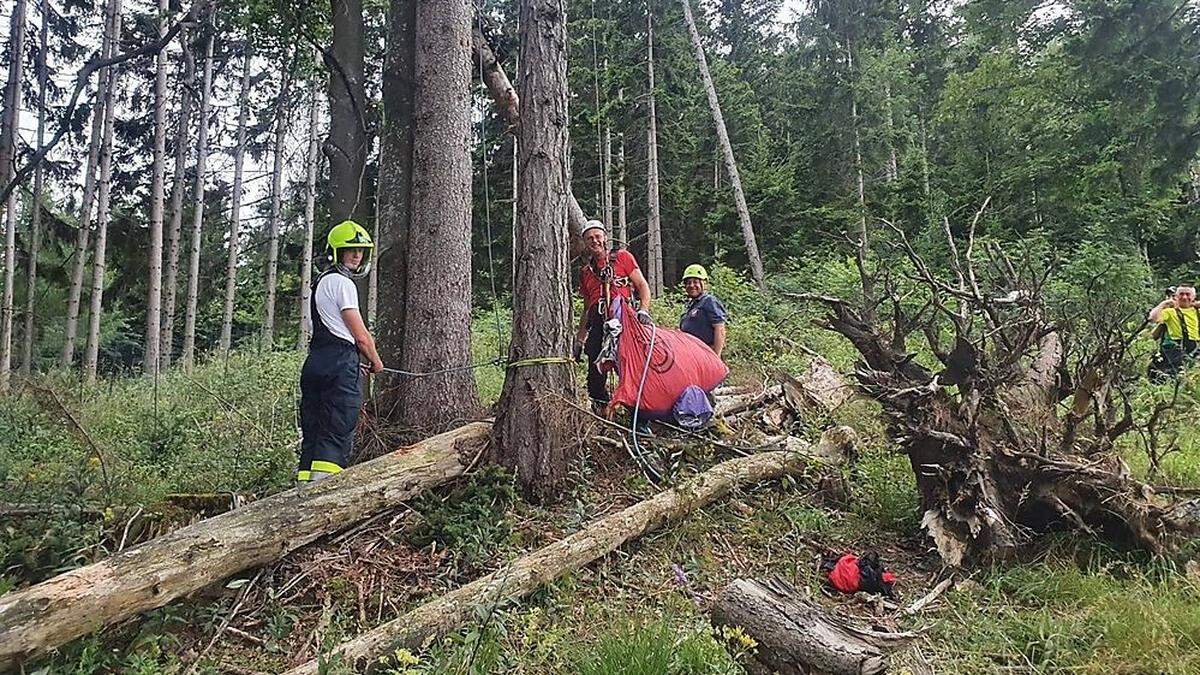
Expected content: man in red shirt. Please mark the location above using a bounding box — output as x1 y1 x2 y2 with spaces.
573 220 653 406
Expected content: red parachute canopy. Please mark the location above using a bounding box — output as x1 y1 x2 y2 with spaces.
607 298 728 416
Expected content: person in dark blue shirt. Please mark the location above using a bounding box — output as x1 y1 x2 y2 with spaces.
679 264 727 358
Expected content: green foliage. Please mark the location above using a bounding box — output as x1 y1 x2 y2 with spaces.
0 351 302 586
411 465 518 567
934 553 1200 673
848 450 922 534
572 617 741 675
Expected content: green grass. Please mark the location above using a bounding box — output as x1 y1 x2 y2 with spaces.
929 552 1200 673
9 259 1200 673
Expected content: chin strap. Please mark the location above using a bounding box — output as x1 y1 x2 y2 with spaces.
334 262 371 280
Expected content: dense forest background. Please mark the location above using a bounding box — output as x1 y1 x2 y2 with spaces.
0 0 1197 379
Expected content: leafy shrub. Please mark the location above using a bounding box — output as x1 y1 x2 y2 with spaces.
573 616 741 675
411 465 518 566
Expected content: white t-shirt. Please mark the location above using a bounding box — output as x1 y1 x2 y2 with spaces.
307 273 359 344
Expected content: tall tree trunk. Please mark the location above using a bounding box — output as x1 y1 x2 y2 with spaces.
511 15 519 283
0 0 28 392
83 0 123 385
60 63 107 370
918 112 931 202
262 54 292 351
375 0 416 418
143 0 169 377
884 83 898 182
179 29 214 371
326 0 368 222
845 35 872 319
220 46 252 357
602 122 612 229
645 8 663 298
20 0 49 378
591 0 603 210
679 0 763 288
511 133 518 285
471 23 590 252
493 0 574 501
617 110 627 247
161 32 195 370
395 0 479 430
366 151 379 331
299 65 320 348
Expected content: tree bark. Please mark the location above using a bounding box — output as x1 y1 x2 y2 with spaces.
59 60 107 370
0 0 28 392
679 0 764 288
325 0 368 223
374 0 416 418
471 25 589 254
143 0 170 378
262 52 292 351
645 8 664 298
712 577 912 675
617 126 627 246
288 432 853 674
82 0 123 385
883 83 898 182
179 28 214 371
20 0 49 377
394 0 480 430
472 24 518 124
161 32 195 370
603 122 613 229
845 35 873 319
492 0 575 501
220 46 252 357
299 63 320 349
0 422 491 671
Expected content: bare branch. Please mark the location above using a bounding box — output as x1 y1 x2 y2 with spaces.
0 0 216 206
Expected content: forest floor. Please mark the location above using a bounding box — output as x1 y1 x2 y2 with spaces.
4 270 1200 674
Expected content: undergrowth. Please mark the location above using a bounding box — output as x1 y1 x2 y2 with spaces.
5 259 1200 673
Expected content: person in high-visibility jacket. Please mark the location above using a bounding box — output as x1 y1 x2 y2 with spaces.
297 220 385 482
1149 284 1199 378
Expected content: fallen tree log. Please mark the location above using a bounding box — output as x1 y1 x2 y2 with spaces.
712 577 914 675
284 426 857 674
0 422 491 672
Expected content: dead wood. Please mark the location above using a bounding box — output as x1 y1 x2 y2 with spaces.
795 211 1200 566
284 427 858 674
712 577 915 675
0 422 491 672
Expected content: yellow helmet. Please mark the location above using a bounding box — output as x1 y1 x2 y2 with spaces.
326 220 374 279
681 264 709 282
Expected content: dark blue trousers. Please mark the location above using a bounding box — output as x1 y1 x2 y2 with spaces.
298 341 361 478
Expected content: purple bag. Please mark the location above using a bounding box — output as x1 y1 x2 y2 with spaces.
672 385 714 430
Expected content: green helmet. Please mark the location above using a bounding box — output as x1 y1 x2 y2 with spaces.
682 264 709 282
326 220 374 279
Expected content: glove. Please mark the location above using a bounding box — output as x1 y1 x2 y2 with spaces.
636 309 653 326
572 341 584 363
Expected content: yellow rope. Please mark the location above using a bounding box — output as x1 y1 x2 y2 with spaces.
505 356 574 369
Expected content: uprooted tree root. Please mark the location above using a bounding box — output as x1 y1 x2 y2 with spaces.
794 207 1200 567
